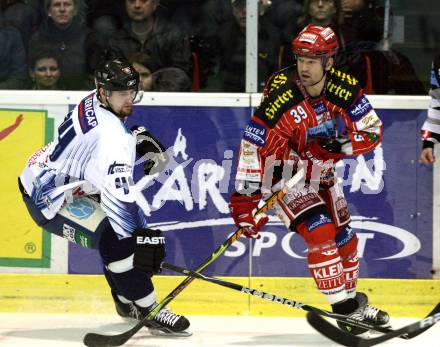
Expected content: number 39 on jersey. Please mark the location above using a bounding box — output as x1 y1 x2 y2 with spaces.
290 105 308 124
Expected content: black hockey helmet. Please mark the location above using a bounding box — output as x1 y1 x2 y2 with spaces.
94 59 140 92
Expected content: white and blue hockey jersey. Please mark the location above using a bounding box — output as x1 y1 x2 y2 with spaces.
20 91 148 238
421 54 440 144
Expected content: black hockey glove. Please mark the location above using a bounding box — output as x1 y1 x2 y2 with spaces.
131 125 169 175
133 228 165 274
312 137 344 156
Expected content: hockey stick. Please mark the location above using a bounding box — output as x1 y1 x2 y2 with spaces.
162 262 440 338
82 170 305 347
306 305 440 347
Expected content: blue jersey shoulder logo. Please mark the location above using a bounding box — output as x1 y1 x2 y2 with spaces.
347 94 372 121
243 120 266 147
78 94 98 134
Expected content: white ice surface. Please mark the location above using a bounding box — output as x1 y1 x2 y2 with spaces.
0 314 439 346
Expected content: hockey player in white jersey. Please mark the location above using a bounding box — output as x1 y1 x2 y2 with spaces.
18 58 190 335
421 54 440 165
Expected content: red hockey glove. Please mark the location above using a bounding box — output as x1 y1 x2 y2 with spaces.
229 193 269 239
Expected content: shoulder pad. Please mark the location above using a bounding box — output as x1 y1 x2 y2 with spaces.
77 93 98 134
255 68 304 129
265 65 296 93
325 68 362 109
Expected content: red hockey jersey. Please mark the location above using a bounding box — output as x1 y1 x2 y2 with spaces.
236 65 383 184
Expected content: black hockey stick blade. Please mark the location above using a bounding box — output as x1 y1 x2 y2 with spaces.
307 311 358 346
83 318 176 347
307 303 440 347
404 302 440 339
83 323 143 347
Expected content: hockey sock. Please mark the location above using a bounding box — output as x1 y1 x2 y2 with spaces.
297 214 347 304
336 227 359 298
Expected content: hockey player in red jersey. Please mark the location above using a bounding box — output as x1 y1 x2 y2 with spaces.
229 24 389 334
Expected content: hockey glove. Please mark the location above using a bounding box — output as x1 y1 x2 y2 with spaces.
133 228 165 274
229 193 269 239
131 125 169 175
303 137 345 162
300 138 343 175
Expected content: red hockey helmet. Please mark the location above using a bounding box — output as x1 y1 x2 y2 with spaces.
292 24 339 58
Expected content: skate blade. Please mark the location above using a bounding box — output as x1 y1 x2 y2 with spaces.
149 328 193 337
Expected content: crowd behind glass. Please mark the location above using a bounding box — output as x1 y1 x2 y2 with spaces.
0 0 437 94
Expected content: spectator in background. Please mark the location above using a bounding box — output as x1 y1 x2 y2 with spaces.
287 0 424 94
28 0 99 90
297 0 343 29
151 67 192 92
216 0 280 92
420 54 440 165
27 49 65 90
128 52 153 91
129 52 191 92
108 0 192 78
1 0 43 49
170 0 220 89
339 0 382 45
279 0 342 67
267 0 302 65
335 0 426 95
86 0 126 47
0 12 28 89
150 0 185 18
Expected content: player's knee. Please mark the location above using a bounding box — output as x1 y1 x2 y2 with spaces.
335 226 358 260
296 213 337 246
99 226 135 263
107 254 135 274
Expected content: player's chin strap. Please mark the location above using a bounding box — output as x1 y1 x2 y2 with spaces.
310 71 327 87
311 56 331 87
82 169 305 347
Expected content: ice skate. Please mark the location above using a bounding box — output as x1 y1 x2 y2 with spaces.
112 293 191 336
332 292 390 335
111 291 150 321
146 306 192 337
352 292 390 325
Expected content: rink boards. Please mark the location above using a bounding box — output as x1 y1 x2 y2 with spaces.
1 273 439 317
0 91 438 316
